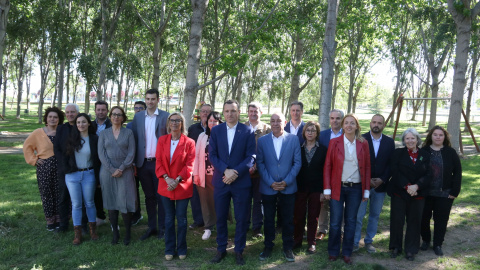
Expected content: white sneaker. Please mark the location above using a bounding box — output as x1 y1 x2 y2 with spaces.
202 229 212 240
96 218 106 226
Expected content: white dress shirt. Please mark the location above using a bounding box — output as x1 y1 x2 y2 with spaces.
272 133 284 160
289 121 301 136
330 128 343 140
145 109 159 158
226 122 238 154
370 132 382 158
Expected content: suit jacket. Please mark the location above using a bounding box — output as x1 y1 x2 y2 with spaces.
362 132 396 193
208 122 256 189
257 132 302 195
245 120 271 178
92 118 112 134
297 143 328 193
187 122 206 143
423 145 462 197
54 123 74 174
389 147 431 200
155 134 195 200
319 128 343 148
62 134 101 183
131 108 170 168
284 121 305 145
323 136 371 201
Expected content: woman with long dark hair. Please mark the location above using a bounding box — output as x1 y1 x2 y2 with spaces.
193 111 223 240
24 107 64 231
420 126 461 256
63 113 101 245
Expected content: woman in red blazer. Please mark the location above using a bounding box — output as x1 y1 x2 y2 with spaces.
324 113 371 265
155 112 195 261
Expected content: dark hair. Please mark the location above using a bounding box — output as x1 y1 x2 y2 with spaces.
302 121 320 141
290 101 304 111
146 89 159 98
206 111 223 136
66 113 96 156
109 106 128 124
372 114 385 123
95 100 108 110
43 107 65 126
422 125 451 148
134 101 146 109
223 99 239 109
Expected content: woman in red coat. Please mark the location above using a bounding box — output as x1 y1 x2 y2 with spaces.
324 113 371 265
155 112 195 261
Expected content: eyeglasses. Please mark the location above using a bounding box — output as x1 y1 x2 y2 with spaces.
270 120 283 124
134 107 145 111
170 119 182 123
111 113 123 118
305 129 317 134
200 110 210 114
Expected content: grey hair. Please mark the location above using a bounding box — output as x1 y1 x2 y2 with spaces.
401 128 422 147
270 109 286 122
65 103 79 112
330 109 344 119
248 102 263 113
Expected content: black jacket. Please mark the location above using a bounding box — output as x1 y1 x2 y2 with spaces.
424 145 462 197
92 118 112 133
54 123 73 175
296 144 328 193
388 147 431 200
187 122 205 143
62 134 101 183
362 132 395 193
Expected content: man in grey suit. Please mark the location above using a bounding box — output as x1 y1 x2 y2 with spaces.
132 89 170 240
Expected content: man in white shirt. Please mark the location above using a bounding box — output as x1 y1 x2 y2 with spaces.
284 101 306 145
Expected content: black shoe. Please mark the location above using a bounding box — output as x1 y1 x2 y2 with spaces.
139 228 157 241
420 241 430 251
283 249 295 262
235 252 245 265
390 248 400 258
157 231 165 240
47 224 56 231
210 251 227 263
189 223 204 229
405 252 414 261
55 222 69 233
259 247 272 261
131 215 143 226
252 228 263 238
433 246 444 256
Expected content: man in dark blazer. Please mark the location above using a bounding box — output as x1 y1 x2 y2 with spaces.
354 114 395 253
316 108 344 240
54 103 79 232
284 101 305 145
209 100 256 265
187 103 212 229
132 89 170 241
257 111 301 262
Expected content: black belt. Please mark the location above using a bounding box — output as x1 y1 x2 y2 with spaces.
145 158 156 162
77 167 93 172
341 182 361 187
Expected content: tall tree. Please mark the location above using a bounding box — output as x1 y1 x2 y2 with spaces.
446 0 480 152
0 0 10 115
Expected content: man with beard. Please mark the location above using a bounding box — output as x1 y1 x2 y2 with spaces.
353 114 395 253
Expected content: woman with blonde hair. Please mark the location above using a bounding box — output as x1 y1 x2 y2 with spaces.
324 114 371 265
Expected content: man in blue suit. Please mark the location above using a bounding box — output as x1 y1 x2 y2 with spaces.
316 108 344 240
257 111 301 262
284 101 305 145
209 100 256 265
131 89 170 241
354 114 395 253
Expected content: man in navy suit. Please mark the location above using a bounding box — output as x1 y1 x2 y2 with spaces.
257 111 301 262
284 101 306 145
316 108 344 240
353 114 395 253
131 89 170 241
209 100 256 265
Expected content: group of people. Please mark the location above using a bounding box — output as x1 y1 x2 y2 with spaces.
23 89 462 265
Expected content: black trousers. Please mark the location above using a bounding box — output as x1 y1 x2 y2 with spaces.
138 160 165 232
389 195 425 254
262 193 295 251
57 172 71 226
421 196 454 247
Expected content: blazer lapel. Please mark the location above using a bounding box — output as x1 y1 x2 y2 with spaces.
336 136 345 161
278 134 287 161
267 134 279 161
230 124 242 156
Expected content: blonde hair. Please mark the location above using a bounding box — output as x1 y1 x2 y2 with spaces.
341 113 364 142
166 112 187 135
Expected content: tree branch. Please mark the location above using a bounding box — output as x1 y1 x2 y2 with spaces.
298 68 319 91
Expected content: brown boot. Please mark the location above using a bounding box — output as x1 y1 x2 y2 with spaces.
89 222 99 240
73 226 82 245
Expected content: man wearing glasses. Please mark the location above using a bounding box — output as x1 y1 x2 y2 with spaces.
127 100 146 225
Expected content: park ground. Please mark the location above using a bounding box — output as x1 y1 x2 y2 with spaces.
0 106 479 269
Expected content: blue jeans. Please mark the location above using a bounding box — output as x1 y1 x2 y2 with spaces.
262 193 295 251
354 189 386 246
328 185 362 257
65 170 97 226
160 196 189 256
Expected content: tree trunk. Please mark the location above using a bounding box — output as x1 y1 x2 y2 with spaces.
66 60 70 104
464 49 478 129
288 35 304 108
117 67 124 107
318 0 339 130
57 58 66 108
427 79 439 131
16 43 27 119
331 62 340 110
183 0 209 127
2 59 7 117
151 33 162 90
26 66 31 112
0 0 10 117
